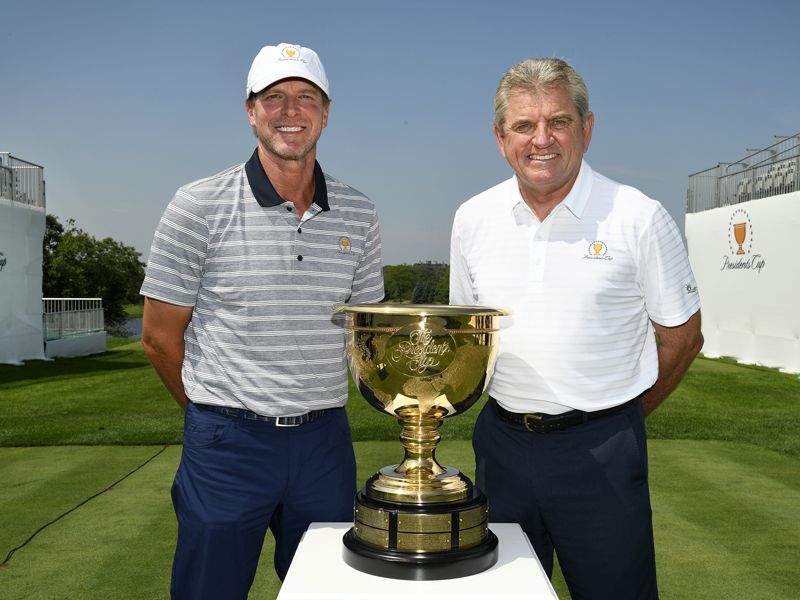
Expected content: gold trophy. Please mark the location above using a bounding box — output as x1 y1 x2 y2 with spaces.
733 222 747 255
335 304 509 580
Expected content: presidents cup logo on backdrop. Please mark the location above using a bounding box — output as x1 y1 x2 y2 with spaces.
722 208 765 273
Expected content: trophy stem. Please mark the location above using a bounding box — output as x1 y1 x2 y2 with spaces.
395 410 446 480
366 408 471 503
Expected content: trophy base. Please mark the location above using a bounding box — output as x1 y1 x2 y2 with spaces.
342 528 498 581
342 487 498 580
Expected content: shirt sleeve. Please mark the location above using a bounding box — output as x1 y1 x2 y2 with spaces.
139 187 209 307
349 203 384 304
449 212 477 305
638 203 701 326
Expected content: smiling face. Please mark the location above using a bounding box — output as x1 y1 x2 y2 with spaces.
494 84 593 216
246 78 330 163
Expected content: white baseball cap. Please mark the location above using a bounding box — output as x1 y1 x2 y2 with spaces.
246 43 330 99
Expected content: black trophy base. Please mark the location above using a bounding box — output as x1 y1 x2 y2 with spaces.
343 527 498 581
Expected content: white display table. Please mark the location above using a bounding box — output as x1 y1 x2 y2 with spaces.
277 522 558 599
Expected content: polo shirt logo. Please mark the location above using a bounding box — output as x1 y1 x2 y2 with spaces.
583 240 613 261
339 237 351 253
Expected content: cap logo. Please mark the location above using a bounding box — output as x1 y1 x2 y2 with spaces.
280 46 304 62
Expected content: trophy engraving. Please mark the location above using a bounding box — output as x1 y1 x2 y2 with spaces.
388 325 456 376
335 304 509 580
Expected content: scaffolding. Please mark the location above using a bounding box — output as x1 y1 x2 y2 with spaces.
687 133 800 213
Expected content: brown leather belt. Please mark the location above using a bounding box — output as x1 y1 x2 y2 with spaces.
490 395 642 433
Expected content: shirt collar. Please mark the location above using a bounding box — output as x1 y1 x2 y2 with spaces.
510 159 593 220
244 148 330 211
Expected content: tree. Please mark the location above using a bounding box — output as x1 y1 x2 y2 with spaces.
383 264 418 301
43 215 145 329
382 263 449 303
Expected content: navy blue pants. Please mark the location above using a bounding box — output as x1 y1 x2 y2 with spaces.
170 402 356 600
474 399 658 600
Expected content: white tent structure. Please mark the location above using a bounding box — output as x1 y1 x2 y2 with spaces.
0 152 46 364
685 133 800 373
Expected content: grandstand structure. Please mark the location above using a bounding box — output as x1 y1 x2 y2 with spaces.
0 152 47 363
685 132 800 373
0 152 105 364
688 133 799 212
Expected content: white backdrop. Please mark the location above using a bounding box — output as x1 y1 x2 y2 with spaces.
0 199 46 364
686 191 800 373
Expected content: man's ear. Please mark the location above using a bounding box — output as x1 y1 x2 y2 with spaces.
493 125 507 161
245 99 256 126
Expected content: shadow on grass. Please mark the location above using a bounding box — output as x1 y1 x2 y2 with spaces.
0 348 149 386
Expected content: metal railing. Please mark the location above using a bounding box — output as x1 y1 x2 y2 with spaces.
0 152 46 209
42 298 105 341
687 133 800 213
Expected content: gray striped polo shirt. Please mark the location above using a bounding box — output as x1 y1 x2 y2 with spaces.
141 149 384 416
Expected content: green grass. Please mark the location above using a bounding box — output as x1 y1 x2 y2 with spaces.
0 339 180 446
1 343 799 599
123 303 144 318
647 356 800 456
650 440 800 599
3 345 798 455
2 441 797 599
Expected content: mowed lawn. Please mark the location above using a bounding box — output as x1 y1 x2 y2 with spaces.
1 339 799 599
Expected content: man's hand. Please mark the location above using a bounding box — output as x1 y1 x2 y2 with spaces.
141 297 194 409
642 310 704 417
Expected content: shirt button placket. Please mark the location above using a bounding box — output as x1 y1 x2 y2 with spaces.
529 222 548 290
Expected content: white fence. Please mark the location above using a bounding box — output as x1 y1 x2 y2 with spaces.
0 152 46 209
42 298 105 341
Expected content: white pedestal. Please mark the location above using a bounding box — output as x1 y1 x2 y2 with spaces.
277 522 559 600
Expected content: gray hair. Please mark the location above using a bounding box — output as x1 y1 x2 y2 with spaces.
493 58 590 132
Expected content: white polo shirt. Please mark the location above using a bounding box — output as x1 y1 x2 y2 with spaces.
450 161 700 414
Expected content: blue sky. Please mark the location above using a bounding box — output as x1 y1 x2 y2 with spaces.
3 0 798 265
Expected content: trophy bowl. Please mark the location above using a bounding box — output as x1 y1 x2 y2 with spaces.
335 303 509 580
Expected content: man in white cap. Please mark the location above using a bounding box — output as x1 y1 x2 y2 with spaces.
141 43 384 598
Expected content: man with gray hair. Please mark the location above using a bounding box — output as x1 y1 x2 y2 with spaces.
141 43 383 598
450 58 702 598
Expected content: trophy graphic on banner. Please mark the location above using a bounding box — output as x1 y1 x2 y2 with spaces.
335 304 509 580
733 222 747 255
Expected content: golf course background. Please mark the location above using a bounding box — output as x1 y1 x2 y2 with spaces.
1 337 798 599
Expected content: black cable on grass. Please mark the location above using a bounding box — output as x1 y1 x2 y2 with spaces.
1 445 171 568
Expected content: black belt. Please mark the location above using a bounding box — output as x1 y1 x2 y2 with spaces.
491 395 642 433
195 402 333 427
